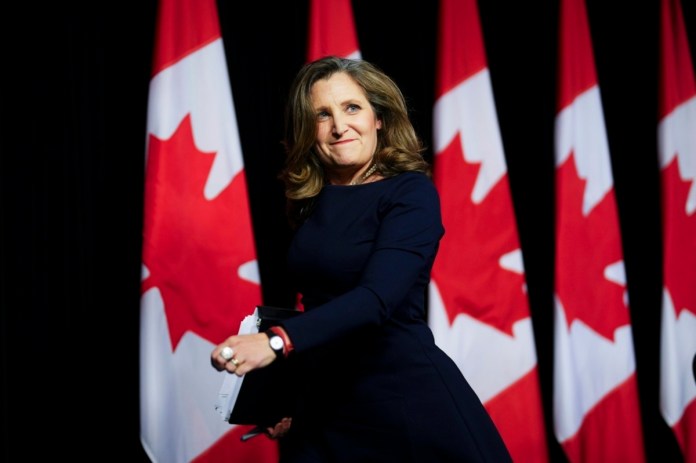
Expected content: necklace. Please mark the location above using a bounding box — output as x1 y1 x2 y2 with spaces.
350 163 378 185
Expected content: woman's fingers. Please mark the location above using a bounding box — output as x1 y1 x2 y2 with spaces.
266 417 293 439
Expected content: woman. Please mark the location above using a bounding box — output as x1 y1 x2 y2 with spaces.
211 56 511 462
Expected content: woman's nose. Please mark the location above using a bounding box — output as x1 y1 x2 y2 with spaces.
332 116 348 137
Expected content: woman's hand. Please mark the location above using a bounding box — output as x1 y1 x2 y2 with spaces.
210 332 276 376
266 417 292 439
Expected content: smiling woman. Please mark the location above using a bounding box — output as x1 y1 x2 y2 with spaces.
211 56 513 462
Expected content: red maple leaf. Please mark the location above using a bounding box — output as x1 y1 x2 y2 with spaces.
662 157 696 317
141 114 261 350
432 134 530 335
555 153 629 340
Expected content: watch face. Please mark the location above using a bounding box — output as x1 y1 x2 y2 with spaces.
270 335 284 351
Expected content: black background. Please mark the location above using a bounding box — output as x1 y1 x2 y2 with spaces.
1 1 694 461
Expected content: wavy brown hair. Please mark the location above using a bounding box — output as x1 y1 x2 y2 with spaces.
280 56 430 226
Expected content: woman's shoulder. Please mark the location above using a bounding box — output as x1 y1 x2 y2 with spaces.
384 171 438 196
383 171 434 188
379 171 441 212
378 171 443 233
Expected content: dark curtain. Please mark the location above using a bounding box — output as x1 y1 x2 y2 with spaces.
1 1 694 461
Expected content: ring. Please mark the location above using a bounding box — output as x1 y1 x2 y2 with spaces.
230 357 240 367
221 346 234 361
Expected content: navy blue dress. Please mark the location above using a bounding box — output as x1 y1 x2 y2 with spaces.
279 172 511 463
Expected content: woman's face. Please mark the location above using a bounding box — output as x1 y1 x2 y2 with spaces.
310 72 382 184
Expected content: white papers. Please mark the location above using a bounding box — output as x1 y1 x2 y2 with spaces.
214 308 259 421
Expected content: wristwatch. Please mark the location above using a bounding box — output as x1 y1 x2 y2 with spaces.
265 329 285 358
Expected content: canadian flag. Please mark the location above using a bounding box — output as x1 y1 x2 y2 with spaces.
428 0 548 461
139 0 276 461
552 0 645 461
658 0 696 460
306 0 361 61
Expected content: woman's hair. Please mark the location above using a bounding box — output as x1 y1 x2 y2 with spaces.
280 56 430 226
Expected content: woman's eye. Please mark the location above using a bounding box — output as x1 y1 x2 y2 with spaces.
316 111 329 120
347 104 359 113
